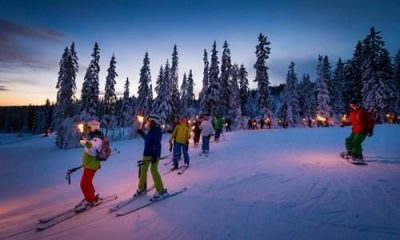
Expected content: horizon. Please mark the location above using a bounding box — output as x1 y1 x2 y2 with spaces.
0 0 399 106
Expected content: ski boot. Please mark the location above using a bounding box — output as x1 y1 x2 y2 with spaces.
340 151 352 159
133 188 146 197
151 189 168 201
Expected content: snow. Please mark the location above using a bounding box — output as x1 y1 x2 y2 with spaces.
1 125 399 240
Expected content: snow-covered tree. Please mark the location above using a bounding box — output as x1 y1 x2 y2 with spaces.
180 73 188 114
120 77 132 127
228 64 242 128
199 49 210 115
344 41 363 104
208 41 221 116
81 42 101 117
153 60 173 124
332 58 346 118
277 62 301 126
361 27 396 122
298 74 316 120
180 70 195 117
103 54 118 130
254 33 272 115
136 52 152 116
238 64 249 116
170 45 180 117
394 49 400 114
220 40 232 116
315 55 332 118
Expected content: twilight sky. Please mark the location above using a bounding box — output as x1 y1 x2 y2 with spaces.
0 0 399 106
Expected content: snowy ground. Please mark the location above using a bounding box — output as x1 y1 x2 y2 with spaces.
0 125 399 240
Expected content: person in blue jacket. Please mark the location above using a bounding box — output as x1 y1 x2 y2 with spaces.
134 114 167 199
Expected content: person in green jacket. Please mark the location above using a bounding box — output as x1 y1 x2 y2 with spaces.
213 115 223 142
75 120 103 212
169 116 191 170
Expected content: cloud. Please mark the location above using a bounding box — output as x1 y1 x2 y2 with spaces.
0 86 8 91
0 19 66 70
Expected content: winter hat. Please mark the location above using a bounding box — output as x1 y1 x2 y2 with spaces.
350 99 361 106
148 114 161 124
87 120 101 130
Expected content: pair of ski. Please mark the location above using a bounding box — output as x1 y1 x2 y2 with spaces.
340 152 368 165
110 187 187 216
37 194 118 231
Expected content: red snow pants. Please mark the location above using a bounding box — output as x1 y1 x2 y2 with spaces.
80 167 97 202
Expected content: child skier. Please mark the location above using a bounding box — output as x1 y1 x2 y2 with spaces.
199 115 214 154
341 100 375 162
75 120 104 212
169 116 191 170
135 115 168 199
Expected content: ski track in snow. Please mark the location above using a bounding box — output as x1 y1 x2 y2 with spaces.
0 125 399 239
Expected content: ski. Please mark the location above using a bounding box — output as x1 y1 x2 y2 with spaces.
109 187 155 212
177 165 189 175
37 194 117 231
115 188 187 217
340 153 368 165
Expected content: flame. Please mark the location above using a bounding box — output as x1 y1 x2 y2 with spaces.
137 115 144 123
77 123 84 133
316 115 326 121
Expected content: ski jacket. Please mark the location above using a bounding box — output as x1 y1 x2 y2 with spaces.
81 130 103 170
213 117 223 129
200 120 214 137
170 123 190 145
138 126 162 158
349 108 375 134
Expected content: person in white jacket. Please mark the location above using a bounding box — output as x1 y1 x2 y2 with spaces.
199 116 214 154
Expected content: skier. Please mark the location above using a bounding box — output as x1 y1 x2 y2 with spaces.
213 115 223 142
192 119 201 147
199 115 214 154
135 114 168 199
169 116 191 170
75 120 104 212
341 99 375 162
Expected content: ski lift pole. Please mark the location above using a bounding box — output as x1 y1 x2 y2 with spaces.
66 165 83 184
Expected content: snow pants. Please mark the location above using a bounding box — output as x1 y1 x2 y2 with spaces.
345 132 367 157
138 156 165 193
172 142 189 167
202 135 210 153
214 129 221 141
80 167 97 202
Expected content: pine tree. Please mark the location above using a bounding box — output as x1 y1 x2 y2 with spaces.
220 40 232 116
208 41 221 116
136 52 152 116
153 60 173 124
361 27 396 122
228 64 242 128
277 62 301 126
104 54 118 129
239 64 249 116
180 72 188 114
199 49 210 114
332 58 346 117
344 41 363 104
121 77 132 127
315 55 332 118
298 74 315 120
170 45 180 117
81 42 101 117
394 49 400 114
254 33 272 115
187 70 195 108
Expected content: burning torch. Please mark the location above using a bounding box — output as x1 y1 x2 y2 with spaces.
137 115 145 129
77 122 85 140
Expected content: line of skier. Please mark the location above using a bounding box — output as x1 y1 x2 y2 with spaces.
73 98 375 211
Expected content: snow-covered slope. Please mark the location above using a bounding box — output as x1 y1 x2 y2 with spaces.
1 125 399 240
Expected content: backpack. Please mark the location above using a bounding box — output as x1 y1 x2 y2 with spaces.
97 136 112 161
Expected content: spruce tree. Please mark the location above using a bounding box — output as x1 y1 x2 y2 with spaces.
344 41 363 104
187 70 195 110
199 49 210 114
171 45 180 117
208 41 221 116
332 58 346 117
180 72 188 115
136 52 152 116
81 42 101 117
239 64 249 116
315 55 332 118
299 74 315 120
220 40 232 116
153 60 173 124
254 33 272 115
394 49 400 114
121 77 132 127
361 27 396 122
104 54 118 129
228 64 242 128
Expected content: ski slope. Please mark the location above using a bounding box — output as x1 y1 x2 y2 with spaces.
0 125 399 240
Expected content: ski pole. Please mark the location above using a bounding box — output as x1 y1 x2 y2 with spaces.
66 165 83 184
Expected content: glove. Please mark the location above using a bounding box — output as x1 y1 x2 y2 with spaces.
368 129 373 137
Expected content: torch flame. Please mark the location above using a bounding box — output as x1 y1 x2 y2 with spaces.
316 115 326 122
77 123 84 133
137 115 144 123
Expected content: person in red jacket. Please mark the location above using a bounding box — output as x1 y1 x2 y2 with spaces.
342 100 375 162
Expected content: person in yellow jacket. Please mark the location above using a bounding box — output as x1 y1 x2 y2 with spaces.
169 116 191 170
